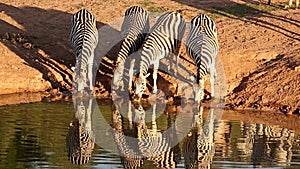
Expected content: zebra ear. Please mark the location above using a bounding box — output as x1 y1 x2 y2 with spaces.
145 73 150 78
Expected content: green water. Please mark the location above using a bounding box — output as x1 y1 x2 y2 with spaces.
0 99 300 169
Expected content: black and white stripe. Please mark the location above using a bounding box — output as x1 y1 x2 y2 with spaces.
134 11 186 100
111 99 144 169
66 98 95 165
186 14 219 102
183 107 215 169
70 9 98 93
136 104 180 168
113 6 149 92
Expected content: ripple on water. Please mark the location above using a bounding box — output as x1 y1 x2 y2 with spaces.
0 101 300 168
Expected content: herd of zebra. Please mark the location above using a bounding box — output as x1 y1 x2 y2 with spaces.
66 5 298 167
68 6 219 166
69 6 219 104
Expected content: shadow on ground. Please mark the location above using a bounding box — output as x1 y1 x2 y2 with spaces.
0 3 122 96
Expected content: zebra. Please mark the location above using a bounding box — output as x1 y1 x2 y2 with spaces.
186 14 219 103
134 11 186 101
66 97 95 165
70 9 98 94
113 6 150 93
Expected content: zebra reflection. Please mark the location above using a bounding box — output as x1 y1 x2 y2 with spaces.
251 124 295 167
111 97 144 169
111 97 180 168
183 106 215 169
66 97 95 165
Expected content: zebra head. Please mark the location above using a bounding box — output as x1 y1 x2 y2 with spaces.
134 73 150 101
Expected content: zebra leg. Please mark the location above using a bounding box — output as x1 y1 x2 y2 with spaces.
128 59 135 91
174 53 179 76
119 64 125 91
198 78 205 102
77 70 87 94
190 76 199 103
174 42 181 76
197 105 204 129
210 62 216 99
152 61 159 94
151 101 157 133
128 100 133 129
86 98 93 131
88 62 94 94
114 63 125 91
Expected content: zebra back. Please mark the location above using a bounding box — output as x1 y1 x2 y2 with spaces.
186 14 218 79
116 6 149 66
142 12 186 61
70 9 98 59
139 11 186 76
121 6 149 39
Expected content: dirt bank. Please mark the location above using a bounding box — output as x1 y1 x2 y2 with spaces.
0 0 299 113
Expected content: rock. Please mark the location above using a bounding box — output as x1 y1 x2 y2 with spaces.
23 42 32 49
280 105 291 114
3 32 11 40
293 108 300 114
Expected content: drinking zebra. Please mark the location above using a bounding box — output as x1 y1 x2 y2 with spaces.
186 14 219 103
113 6 150 93
134 11 186 101
70 9 98 94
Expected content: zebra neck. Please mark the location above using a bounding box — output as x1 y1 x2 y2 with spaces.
139 63 149 78
118 37 137 61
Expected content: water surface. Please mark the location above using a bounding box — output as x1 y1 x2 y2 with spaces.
0 99 300 169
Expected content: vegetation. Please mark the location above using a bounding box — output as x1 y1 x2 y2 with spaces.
139 1 167 13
